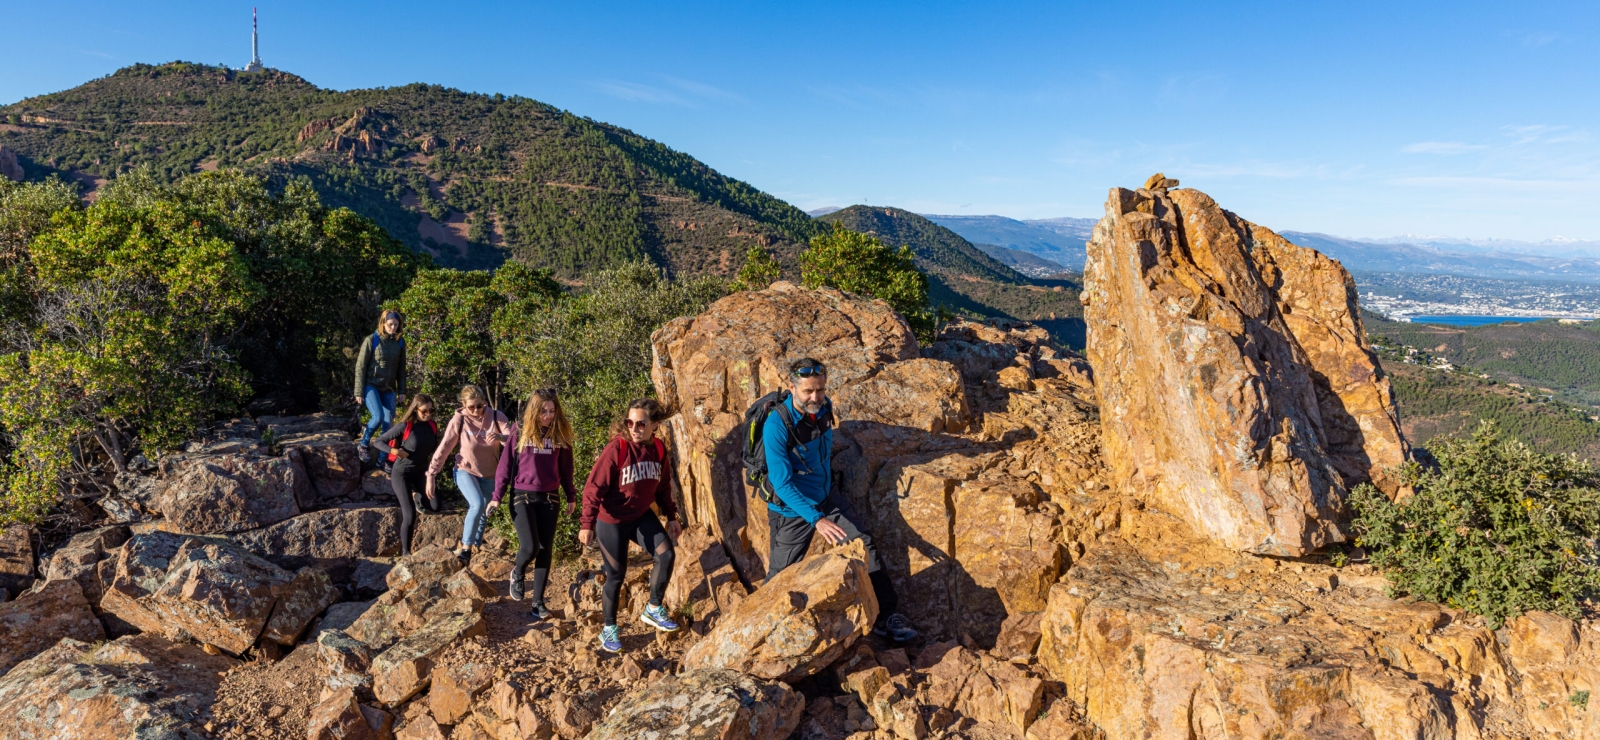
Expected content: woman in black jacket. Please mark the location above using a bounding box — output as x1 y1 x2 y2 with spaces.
372 394 439 555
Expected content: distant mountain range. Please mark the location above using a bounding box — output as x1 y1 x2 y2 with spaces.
922 214 1095 273
815 206 1083 336
1280 232 1600 283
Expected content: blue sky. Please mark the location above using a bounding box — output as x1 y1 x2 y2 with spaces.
2 1 1597 241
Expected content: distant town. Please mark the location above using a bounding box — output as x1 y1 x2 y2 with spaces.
1353 271 1600 321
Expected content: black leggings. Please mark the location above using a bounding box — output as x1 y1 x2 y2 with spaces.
511 494 559 605
391 463 437 555
595 511 675 627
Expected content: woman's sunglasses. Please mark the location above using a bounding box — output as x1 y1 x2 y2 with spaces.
623 419 652 429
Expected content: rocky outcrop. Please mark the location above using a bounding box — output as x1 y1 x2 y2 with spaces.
1037 509 1600 740
652 281 933 578
587 669 805 740
1081 176 1406 556
99 531 339 654
0 578 105 674
0 634 238 739
283 431 363 502
653 285 1104 644
231 504 403 577
155 453 304 533
663 524 749 635
41 525 129 605
682 540 877 682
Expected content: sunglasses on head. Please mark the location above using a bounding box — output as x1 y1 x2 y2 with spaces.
793 365 826 378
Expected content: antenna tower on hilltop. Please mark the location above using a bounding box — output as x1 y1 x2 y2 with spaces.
244 7 264 72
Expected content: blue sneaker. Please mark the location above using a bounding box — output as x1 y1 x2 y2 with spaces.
599 625 622 653
640 604 679 632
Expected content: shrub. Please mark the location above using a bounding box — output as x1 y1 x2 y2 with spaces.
731 244 780 292
1350 421 1600 627
0 170 422 526
800 221 933 339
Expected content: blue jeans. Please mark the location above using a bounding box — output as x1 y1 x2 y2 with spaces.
454 470 492 547
362 385 397 446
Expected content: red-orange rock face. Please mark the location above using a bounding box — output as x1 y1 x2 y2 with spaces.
1083 182 1406 556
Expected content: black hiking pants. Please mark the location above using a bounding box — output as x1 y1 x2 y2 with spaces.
510 491 559 606
390 460 438 556
595 511 675 627
765 493 898 618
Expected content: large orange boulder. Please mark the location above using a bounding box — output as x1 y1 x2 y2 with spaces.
651 281 966 580
1081 177 1406 556
681 540 877 682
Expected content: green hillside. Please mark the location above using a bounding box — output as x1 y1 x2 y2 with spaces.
1382 361 1600 461
1364 311 1600 407
816 206 1082 329
1358 311 1600 461
0 62 820 277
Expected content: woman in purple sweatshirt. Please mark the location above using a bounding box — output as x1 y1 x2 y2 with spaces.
489 388 576 617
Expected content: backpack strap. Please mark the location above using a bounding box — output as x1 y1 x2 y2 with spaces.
371 332 382 352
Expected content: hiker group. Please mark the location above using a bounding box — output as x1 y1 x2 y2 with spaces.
354 310 919 654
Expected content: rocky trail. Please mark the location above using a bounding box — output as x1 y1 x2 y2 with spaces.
1 176 1597 739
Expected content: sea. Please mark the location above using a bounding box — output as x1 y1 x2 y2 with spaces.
1406 316 1553 327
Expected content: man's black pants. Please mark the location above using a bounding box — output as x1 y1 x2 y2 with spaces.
764 493 898 618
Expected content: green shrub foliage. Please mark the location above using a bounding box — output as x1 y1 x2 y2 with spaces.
1350 421 1600 627
731 244 780 293
392 259 724 557
0 170 422 525
800 222 934 340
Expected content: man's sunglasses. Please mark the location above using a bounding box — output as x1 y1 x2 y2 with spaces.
793 365 826 378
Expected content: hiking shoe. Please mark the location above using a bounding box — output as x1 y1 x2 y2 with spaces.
508 577 524 601
357 444 371 463
640 604 679 632
873 613 919 643
599 625 622 653
529 603 552 620
453 547 472 563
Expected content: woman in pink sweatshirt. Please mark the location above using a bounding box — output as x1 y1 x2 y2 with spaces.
427 385 512 560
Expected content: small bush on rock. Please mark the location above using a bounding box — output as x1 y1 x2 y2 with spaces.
1350 421 1600 627
800 222 934 340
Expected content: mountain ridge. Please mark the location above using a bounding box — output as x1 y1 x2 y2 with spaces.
0 62 821 277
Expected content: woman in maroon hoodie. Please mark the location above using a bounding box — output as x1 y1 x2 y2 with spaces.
579 398 681 653
488 388 576 617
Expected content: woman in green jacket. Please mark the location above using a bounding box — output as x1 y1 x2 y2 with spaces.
355 310 407 463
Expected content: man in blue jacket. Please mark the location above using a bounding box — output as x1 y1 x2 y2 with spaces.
763 357 918 642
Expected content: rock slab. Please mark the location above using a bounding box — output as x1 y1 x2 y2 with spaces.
586 669 805 740
0 634 238 739
682 539 877 682
1082 179 1406 555
100 531 338 654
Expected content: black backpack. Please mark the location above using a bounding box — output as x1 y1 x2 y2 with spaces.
743 390 834 505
